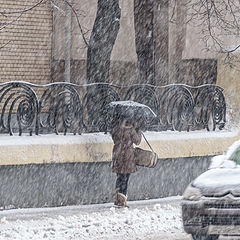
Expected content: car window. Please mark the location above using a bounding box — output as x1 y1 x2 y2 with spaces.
229 149 240 165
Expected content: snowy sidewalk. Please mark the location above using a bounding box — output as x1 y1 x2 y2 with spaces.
0 196 191 240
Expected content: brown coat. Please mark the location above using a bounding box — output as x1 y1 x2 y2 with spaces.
111 124 142 173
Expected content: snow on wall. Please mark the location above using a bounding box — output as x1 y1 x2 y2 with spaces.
0 128 238 146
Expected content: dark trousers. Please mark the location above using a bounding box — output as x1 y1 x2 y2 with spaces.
116 173 130 196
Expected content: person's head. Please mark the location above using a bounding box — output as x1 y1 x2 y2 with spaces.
122 117 134 128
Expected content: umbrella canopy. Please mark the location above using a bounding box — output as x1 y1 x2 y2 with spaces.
106 100 157 129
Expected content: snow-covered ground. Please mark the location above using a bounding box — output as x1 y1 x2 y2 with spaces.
0 196 190 240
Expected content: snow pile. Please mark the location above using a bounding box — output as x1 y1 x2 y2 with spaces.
0 198 185 240
144 127 239 141
0 133 113 146
0 125 238 146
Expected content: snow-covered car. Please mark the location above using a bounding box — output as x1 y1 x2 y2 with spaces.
182 141 240 240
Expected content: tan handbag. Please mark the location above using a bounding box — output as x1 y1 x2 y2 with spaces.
135 133 158 168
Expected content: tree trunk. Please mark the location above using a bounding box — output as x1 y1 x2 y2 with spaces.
134 0 155 85
87 0 121 83
154 0 169 85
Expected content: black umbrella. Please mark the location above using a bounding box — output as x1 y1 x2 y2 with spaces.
106 100 157 129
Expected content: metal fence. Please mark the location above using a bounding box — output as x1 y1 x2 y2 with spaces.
0 81 226 136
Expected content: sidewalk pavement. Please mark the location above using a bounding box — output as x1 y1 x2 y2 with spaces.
0 196 190 240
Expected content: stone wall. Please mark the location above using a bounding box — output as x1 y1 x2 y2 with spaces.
0 118 238 208
0 156 211 208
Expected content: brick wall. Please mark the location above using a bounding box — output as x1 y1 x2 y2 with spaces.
0 1 52 84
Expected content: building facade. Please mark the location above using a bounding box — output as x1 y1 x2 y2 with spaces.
0 0 52 84
0 0 229 86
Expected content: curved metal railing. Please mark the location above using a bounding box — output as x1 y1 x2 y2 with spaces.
0 81 226 135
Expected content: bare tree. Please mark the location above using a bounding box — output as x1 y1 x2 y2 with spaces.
86 0 121 83
52 0 121 83
171 0 240 61
134 0 155 85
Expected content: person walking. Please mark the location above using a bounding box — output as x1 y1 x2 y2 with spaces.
111 117 142 207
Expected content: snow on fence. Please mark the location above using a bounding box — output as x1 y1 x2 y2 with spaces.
0 81 226 136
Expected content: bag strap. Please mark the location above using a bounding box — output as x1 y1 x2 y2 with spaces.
141 132 154 153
